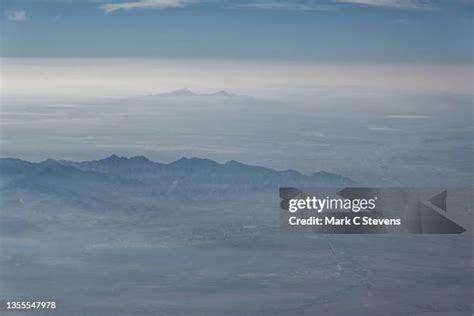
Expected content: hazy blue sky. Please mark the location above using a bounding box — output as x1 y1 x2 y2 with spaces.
1 0 472 63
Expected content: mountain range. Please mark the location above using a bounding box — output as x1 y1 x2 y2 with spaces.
143 89 250 100
0 155 355 211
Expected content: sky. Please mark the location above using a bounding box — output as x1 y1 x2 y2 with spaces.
0 0 473 63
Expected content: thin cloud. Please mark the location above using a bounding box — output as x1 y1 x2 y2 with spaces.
7 10 28 21
97 0 468 12
369 127 401 131
388 115 432 119
233 1 334 11
334 0 435 10
100 0 192 13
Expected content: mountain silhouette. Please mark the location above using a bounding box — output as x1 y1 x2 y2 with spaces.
0 155 355 210
144 89 249 99
58 155 354 185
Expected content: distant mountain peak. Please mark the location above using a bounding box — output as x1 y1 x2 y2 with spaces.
146 88 197 98
94 154 156 166
103 154 126 162
168 88 196 96
225 160 241 165
41 158 61 165
129 155 152 163
145 89 249 99
209 90 232 97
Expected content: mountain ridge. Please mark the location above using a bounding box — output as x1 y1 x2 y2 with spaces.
144 89 251 100
1 155 356 184
0 155 357 215
57 155 353 181
0 155 356 207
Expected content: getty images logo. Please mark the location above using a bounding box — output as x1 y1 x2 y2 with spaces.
288 196 378 213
